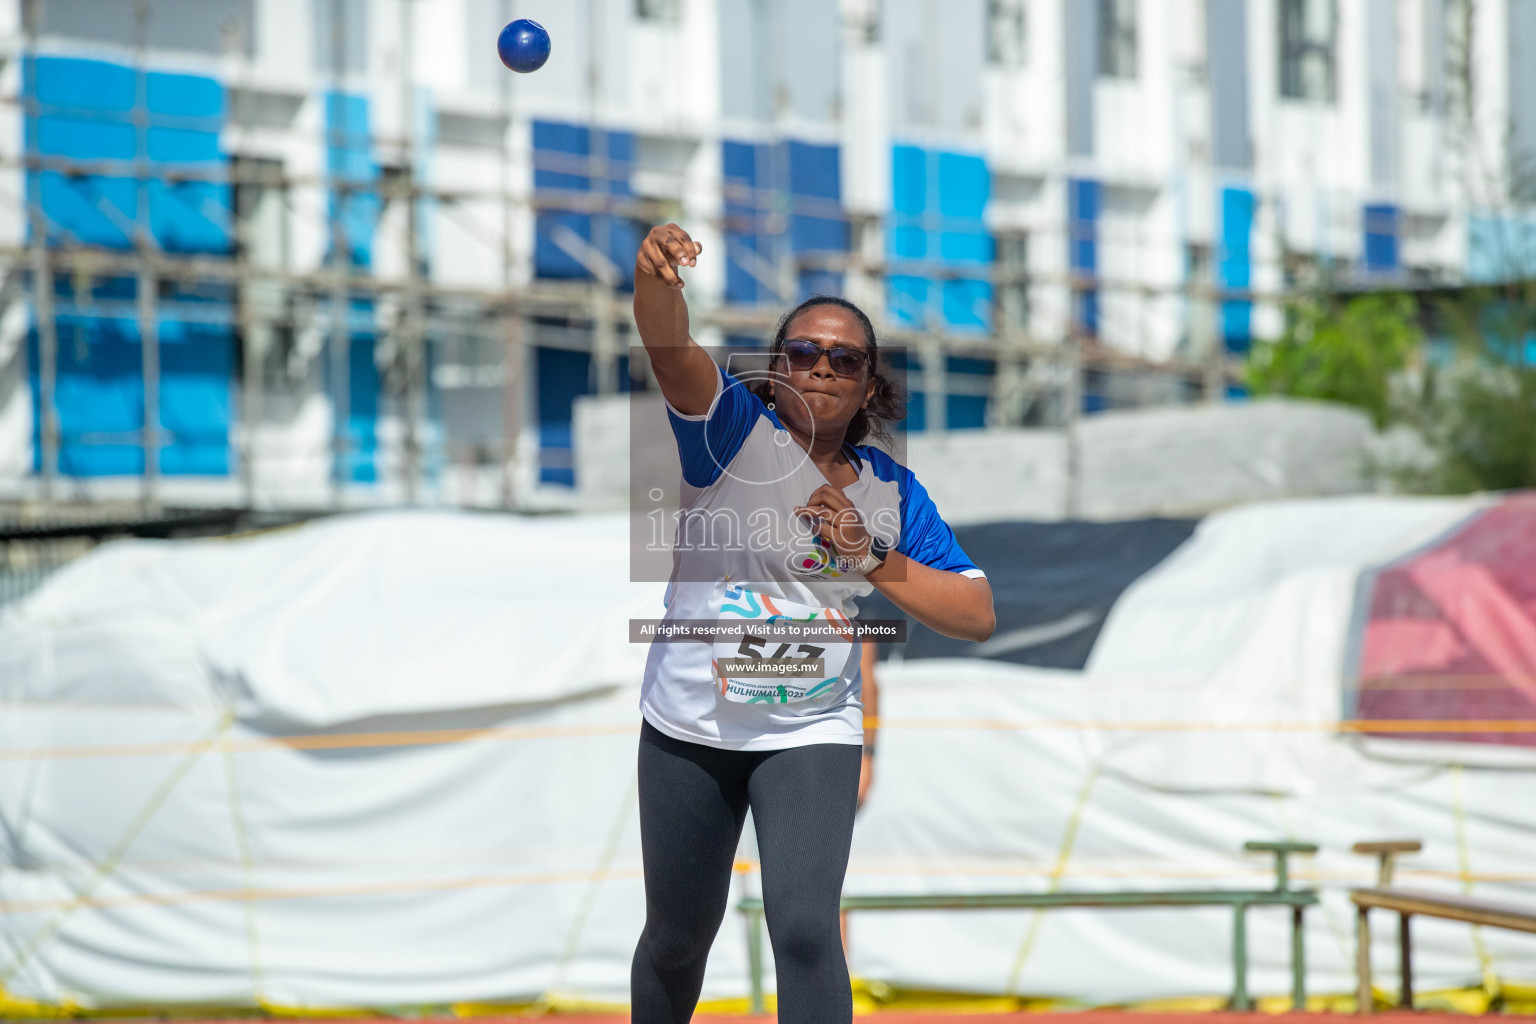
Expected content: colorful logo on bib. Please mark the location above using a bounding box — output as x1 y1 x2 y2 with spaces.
790 533 846 577
712 585 856 704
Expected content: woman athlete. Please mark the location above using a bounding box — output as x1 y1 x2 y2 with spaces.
630 222 995 1024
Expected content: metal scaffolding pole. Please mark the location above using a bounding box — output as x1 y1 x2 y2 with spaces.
137 258 160 513
30 238 58 506
235 186 261 507
1063 324 1084 517
328 0 351 506
587 0 617 400
498 0 524 510
921 338 946 433
135 0 161 514
400 0 424 503
24 1 58 508
231 15 263 509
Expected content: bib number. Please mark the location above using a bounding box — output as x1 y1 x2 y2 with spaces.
712 585 855 704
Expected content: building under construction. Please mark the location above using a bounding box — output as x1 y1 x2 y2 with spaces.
2 0 1534 513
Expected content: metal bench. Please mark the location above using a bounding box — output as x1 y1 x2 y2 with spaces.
739 839 1319 1013
1352 839 1536 1014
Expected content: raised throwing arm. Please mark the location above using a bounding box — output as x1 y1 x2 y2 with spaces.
633 223 719 416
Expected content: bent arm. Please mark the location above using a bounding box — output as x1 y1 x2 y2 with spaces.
796 482 994 643
634 223 719 416
867 556 995 643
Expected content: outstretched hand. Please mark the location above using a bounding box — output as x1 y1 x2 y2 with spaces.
636 223 702 289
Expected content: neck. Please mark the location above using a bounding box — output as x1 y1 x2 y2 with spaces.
782 420 849 464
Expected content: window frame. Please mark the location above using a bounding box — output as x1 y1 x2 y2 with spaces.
1278 0 1337 103
635 0 682 25
986 0 1028 69
1098 0 1138 80
1442 0 1472 119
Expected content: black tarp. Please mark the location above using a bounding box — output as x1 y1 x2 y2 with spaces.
861 518 1199 669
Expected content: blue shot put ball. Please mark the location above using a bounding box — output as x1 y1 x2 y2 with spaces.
498 18 551 73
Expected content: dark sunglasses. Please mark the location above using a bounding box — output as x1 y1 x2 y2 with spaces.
779 338 870 377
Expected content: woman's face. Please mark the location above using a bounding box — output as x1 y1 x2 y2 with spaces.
770 305 876 442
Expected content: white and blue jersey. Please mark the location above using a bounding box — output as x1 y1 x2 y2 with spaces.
641 365 984 750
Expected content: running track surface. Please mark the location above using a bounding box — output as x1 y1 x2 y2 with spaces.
145 1015 1526 1023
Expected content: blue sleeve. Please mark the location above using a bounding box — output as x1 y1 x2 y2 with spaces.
665 365 765 488
897 469 981 575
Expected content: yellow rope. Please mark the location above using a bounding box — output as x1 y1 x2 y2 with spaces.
0 865 647 915
221 737 266 1004
8 856 1536 917
0 722 640 761
1 712 234 986
1003 761 1102 996
1451 764 1498 994
5 717 1536 762
530 768 640 1013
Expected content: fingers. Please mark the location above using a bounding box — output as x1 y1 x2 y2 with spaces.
804 483 851 510
636 224 702 289
639 235 684 288
793 504 835 543
792 503 830 525
796 488 872 565
795 501 864 543
662 232 701 268
637 245 681 287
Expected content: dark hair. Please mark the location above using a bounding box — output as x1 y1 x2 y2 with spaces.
748 295 906 448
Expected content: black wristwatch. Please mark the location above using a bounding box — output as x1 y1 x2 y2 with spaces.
854 536 889 575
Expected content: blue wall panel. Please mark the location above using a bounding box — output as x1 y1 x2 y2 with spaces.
945 355 994 430
325 91 379 270
886 146 929 326
887 145 994 427
904 391 927 432
30 315 143 476
533 120 638 288
34 56 136 110
528 121 646 487
536 346 592 487
146 71 225 117
157 317 234 475
722 138 848 304
1219 186 1254 355
722 138 765 304
883 349 924 432
346 332 379 484
1467 214 1536 282
25 55 234 477
27 312 233 476
323 92 381 483
786 141 844 254
1362 203 1400 274
1068 177 1099 338
887 145 993 334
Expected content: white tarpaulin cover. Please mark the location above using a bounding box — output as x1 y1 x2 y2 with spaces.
1 501 1533 1011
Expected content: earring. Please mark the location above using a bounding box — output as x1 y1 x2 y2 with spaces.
767 402 775 411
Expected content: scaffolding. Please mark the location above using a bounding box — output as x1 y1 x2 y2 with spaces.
11 0 1246 517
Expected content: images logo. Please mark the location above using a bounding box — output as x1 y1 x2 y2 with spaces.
789 534 845 578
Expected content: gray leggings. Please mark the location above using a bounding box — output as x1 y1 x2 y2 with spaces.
631 719 862 1024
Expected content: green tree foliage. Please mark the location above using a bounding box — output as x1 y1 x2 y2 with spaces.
1246 292 1421 429
1247 287 1536 493
1407 289 1536 492
1418 364 1536 491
